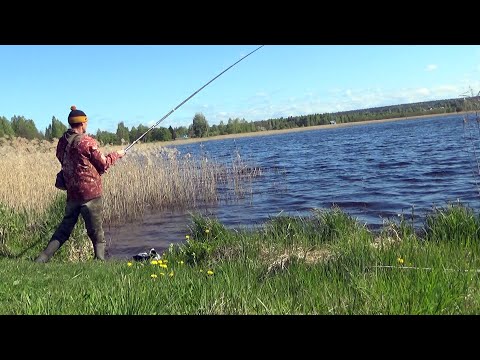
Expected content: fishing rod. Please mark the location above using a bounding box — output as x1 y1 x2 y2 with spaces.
124 45 265 152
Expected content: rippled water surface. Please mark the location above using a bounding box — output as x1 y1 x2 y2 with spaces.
106 114 480 259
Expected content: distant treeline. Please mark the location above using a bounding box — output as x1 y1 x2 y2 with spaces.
1 96 480 145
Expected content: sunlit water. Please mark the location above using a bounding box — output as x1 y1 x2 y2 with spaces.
106 114 480 259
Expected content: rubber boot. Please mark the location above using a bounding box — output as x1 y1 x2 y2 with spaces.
93 242 106 261
35 240 61 263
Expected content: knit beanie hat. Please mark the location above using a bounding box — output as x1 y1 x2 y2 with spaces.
68 105 88 125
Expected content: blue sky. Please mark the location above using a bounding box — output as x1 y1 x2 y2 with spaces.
1 45 480 134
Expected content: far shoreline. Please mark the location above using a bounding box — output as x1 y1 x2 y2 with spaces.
153 111 466 148
100 111 468 153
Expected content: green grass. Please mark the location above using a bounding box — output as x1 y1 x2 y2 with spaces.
1 202 480 314
0 194 94 262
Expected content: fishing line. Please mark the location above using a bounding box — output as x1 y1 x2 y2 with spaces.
371 265 480 273
124 45 265 152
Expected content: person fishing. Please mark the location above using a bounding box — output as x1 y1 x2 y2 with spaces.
35 106 125 263
35 46 264 263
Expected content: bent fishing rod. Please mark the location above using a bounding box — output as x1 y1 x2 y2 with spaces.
124 45 265 152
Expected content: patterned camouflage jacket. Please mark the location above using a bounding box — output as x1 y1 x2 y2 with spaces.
57 129 121 201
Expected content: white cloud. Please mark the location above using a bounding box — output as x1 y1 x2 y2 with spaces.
175 81 480 128
414 88 431 96
436 85 458 93
426 64 438 72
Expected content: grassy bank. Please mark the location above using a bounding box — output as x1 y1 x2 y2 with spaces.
1 203 480 314
1 113 478 314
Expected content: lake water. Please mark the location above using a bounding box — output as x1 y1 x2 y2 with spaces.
105 113 480 259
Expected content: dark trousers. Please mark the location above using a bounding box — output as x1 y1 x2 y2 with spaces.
36 197 106 262
52 196 105 247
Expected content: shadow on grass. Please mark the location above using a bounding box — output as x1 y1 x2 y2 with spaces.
0 238 44 260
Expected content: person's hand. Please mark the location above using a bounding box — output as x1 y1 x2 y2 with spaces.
117 149 126 158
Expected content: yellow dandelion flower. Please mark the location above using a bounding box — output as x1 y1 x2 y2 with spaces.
185 235 190 239
205 229 210 234
160 264 168 269
397 257 404 265
169 271 174 277
151 260 158 265
127 262 133 267
151 274 158 278
160 272 165 276
207 270 214 275
158 260 163 264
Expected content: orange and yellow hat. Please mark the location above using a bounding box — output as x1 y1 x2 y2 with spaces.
68 105 88 125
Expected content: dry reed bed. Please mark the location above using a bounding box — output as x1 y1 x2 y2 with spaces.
0 151 59 215
0 136 260 225
104 147 221 223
